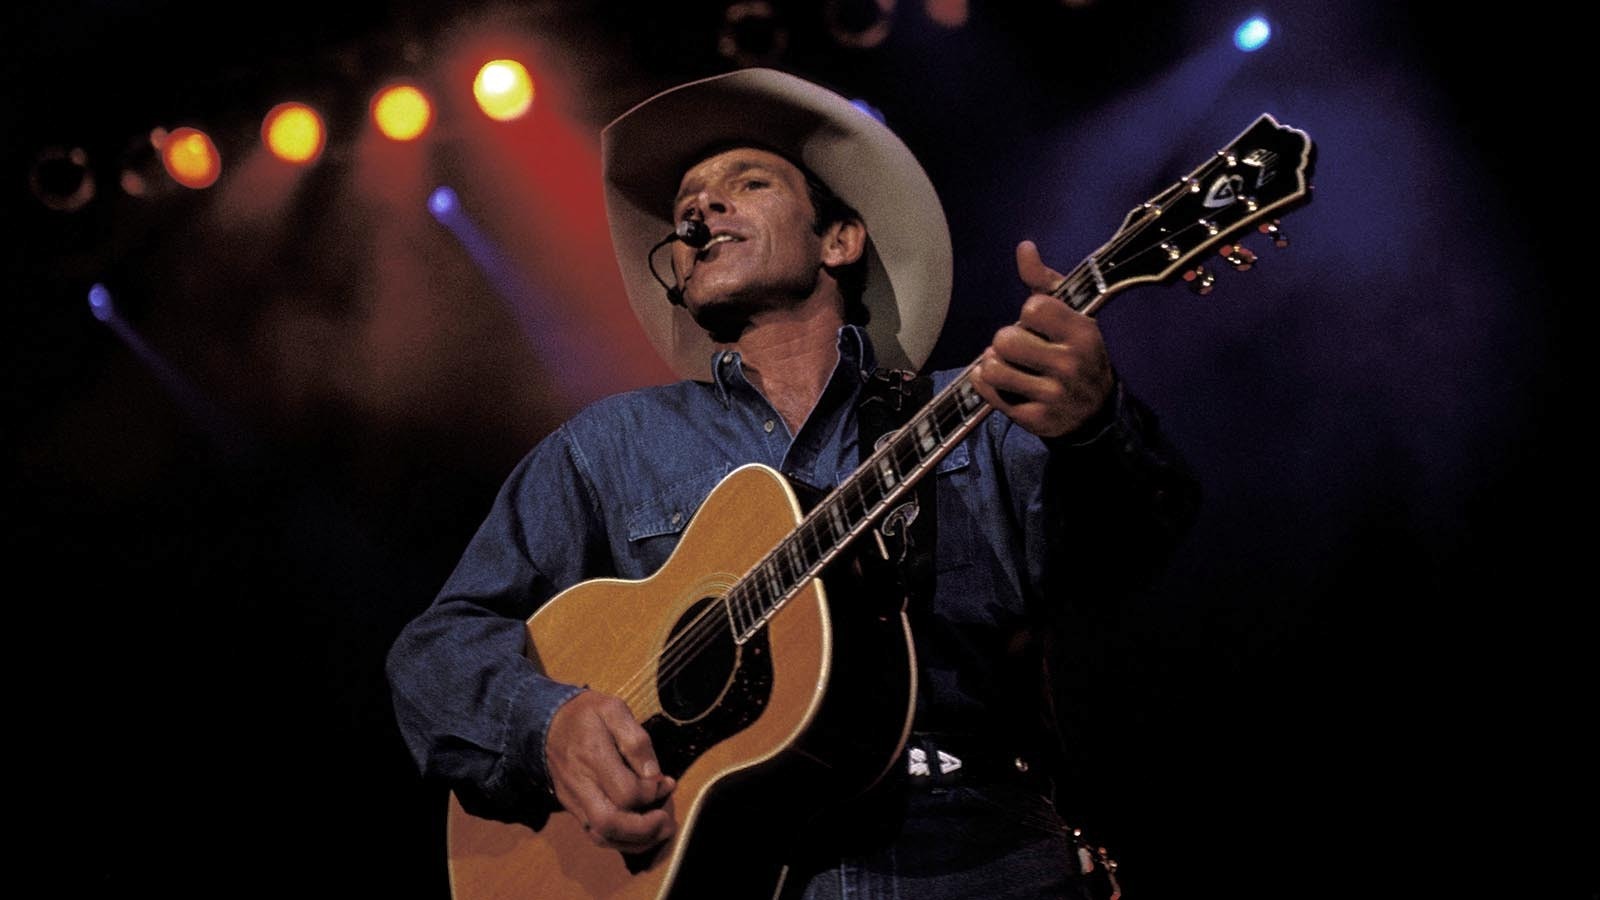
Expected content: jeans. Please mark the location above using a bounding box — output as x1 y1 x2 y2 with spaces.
780 779 1101 900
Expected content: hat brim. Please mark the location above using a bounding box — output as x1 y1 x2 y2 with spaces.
602 67 952 381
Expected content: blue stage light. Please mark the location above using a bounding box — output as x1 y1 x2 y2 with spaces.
88 283 115 322
1235 16 1271 52
429 185 458 218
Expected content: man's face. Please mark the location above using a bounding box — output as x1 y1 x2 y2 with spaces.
669 147 826 322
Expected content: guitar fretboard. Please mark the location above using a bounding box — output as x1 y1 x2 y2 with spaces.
723 368 998 642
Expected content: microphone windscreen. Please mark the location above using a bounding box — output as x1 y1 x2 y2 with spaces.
676 219 711 249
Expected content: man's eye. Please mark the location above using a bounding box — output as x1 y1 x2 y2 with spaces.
742 179 768 190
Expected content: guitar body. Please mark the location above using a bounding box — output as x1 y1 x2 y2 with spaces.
446 463 918 900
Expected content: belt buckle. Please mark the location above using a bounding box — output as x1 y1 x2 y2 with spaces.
906 745 963 781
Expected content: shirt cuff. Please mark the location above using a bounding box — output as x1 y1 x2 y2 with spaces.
496 672 586 799
1046 376 1127 450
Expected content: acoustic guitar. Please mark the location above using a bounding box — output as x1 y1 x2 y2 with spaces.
445 112 1316 900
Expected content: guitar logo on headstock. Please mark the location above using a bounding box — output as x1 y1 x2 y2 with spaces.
1202 174 1244 209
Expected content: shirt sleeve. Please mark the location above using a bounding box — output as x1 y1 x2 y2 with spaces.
384 423 609 822
995 375 1202 610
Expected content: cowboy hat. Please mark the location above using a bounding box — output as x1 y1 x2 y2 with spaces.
601 67 952 380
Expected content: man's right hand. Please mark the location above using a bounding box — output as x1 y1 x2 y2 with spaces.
544 690 677 852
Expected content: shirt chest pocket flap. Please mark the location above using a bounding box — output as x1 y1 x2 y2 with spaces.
623 464 734 543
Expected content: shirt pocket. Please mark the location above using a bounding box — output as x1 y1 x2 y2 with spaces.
623 464 733 544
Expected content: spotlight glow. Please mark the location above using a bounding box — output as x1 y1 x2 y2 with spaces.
473 59 535 122
88 283 115 322
372 84 434 141
1234 16 1271 51
429 186 458 217
161 126 221 189
262 102 326 164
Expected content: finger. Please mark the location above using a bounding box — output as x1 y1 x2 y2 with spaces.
600 702 666 782
589 806 678 852
1016 293 1097 345
976 349 1065 408
1016 240 1067 295
991 324 1072 380
595 706 677 809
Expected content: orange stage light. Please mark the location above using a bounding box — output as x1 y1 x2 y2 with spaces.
262 102 326 164
162 126 221 189
372 83 434 141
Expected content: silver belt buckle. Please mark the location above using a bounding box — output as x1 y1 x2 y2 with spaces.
907 746 963 777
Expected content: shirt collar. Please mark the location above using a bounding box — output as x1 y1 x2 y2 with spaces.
707 324 877 407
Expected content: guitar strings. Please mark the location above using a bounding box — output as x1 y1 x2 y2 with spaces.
612 157 1234 716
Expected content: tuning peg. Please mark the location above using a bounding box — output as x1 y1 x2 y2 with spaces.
1219 243 1257 271
1182 265 1215 295
1257 219 1290 247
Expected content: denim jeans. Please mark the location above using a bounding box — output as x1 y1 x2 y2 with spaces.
780 779 1101 900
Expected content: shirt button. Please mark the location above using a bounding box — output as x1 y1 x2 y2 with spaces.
720 352 733 365
763 419 775 433
670 512 683 526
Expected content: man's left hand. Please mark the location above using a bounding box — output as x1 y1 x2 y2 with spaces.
971 240 1114 439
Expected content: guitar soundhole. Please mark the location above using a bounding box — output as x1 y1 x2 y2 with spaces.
658 597 739 722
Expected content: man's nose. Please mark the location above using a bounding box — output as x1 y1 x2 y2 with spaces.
692 188 729 216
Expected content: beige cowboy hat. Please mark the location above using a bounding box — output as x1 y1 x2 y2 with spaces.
601 67 952 381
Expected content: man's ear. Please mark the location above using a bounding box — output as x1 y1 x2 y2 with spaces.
820 217 866 267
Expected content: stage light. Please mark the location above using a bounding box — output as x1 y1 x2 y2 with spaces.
118 128 170 198
88 283 116 322
28 145 95 212
372 83 434 141
161 126 221 189
923 0 967 28
428 185 458 218
473 59 534 122
851 99 886 124
1235 16 1271 51
719 2 789 67
262 101 326 164
825 0 895 49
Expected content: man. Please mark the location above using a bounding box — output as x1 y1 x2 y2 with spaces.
387 68 1198 898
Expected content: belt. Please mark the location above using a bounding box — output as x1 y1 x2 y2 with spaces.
901 731 1048 789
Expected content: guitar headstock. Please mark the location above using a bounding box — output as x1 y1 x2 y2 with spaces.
1060 113 1316 314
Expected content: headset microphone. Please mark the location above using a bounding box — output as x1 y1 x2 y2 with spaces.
676 218 712 249
649 219 713 307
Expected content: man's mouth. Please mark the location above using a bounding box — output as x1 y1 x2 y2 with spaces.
696 233 742 259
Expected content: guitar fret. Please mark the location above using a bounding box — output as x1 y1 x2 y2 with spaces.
844 481 869 522
891 432 921 477
784 540 804 584
760 563 782 611
914 416 938 454
955 380 983 416
825 499 847 542
797 521 821 566
875 454 899 490
857 471 885 511
732 587 753 635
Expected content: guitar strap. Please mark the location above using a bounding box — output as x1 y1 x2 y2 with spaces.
854 367 937 614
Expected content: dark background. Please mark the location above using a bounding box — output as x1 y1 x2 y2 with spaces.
3 1 1588 898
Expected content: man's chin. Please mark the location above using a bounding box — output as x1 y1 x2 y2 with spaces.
686 299 751 345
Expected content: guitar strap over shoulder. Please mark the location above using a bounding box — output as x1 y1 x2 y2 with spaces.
855 367 937 613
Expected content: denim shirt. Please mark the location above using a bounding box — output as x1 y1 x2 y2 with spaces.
385 325 1198 820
